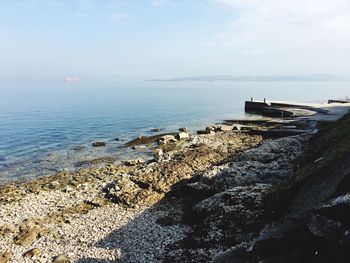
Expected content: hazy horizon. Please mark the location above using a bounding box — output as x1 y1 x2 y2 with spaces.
1 0 350 80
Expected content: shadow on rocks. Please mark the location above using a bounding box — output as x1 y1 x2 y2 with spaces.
75 134 312 262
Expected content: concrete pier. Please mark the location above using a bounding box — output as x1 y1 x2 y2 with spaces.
245 98 350 122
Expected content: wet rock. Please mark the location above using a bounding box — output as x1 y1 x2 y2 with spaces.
72 145 86 151
124 133 177 147
53 254 70 263
150 128 161 132
114 137 120 141
92 141 106 147
124 158 145 166
23 248 42 259
75 156 117 167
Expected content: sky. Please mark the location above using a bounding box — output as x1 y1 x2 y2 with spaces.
1 0 350 79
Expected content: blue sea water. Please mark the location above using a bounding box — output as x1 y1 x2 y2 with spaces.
0 78 349 183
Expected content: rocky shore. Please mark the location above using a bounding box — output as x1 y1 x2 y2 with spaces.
1 109 350 262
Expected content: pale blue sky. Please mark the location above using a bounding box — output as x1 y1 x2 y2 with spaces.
1 0 350 79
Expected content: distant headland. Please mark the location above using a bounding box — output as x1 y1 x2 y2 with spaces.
146 74 350 82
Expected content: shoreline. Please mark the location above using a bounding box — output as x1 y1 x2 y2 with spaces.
0 126 265 262
1 100 350 262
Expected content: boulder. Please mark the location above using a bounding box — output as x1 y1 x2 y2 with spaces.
307 212 345 241
124 158 145 166
53 254 70 263
179 127 189 132
197 129 215 135
197 130 207 135
232 124 242 131
104 175 158 206
150 128 161 132
124 133 177 147
14 226 41 246
158 135 177 145
218 125 233 132
206 126 215 132
250 221 308 259
23 248 42 259
153 148 164 159
92 142 106 147
176 132 190 140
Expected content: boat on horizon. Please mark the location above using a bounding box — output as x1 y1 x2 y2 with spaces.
63 77 80 82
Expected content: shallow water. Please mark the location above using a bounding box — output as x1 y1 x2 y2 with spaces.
0 78 349 182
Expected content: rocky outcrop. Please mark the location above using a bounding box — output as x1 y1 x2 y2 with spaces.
162 133 311 262
212 112 350 262
194 135 310 192
104 134 262 207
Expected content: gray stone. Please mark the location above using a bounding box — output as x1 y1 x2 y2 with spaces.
218 125 233 132
124 158 145 166
92 142 106 147
176 132 190 140
53 254 70 263
158 135 177 145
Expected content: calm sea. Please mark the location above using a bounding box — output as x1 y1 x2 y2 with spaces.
0 78 349 183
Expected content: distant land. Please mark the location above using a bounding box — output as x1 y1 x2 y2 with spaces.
146 74 350 82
